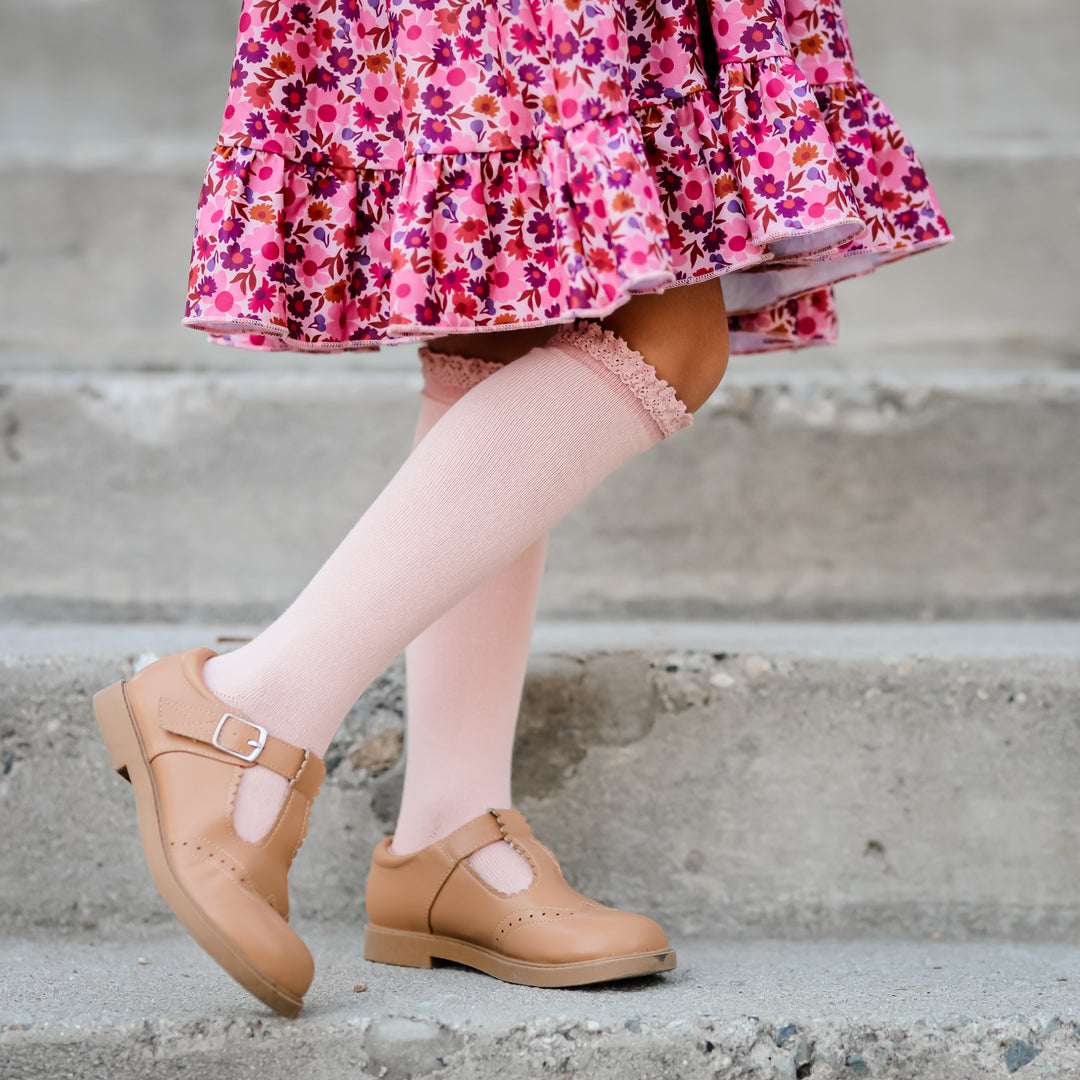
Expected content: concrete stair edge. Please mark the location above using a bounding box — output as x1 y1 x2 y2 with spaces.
2 931 1079 1080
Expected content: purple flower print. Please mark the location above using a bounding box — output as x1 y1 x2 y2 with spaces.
289 4 312 26
445 170 470 193
551 33 578 61
245 112 270 139
518 63 542 88
526 212 556 243
740 24 774 52
314 66 339 91
656 167 681 194
281 81 307 111
524 264 547 287
731 132 756 157
837 145 863 168
463 5 486 32
339 0 361 21
403 228 427 250
223 242 254 271
775 193 808 217
421 86 453 114
355 140 382 164
196 276 217 298
486 71 510 97
422 115 453 143
414 299 441 324
753 173 784 200
327 47 356 75
608 167 634 188
862 184 885 208
282 238 305 264
230 61 246 89
787 114 816 142
902 167 928 193
312 173 341 198
287 293 312 320
433 37 455 65
626 34 649 64
580 98 606 122
681 205 713 233
842 98 869 127
238 40 269 64
267 262 288 283
580 36 605 64
701 227 726 254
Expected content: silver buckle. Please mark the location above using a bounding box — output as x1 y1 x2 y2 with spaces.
212 713 267 762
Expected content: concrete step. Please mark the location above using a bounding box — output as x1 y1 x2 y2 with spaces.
3 150 1078 370
2 929 1079 1080
2 621 1079 938
2 371 1078 621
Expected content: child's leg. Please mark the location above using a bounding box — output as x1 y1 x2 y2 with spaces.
202 278 729 843
396 348 549 894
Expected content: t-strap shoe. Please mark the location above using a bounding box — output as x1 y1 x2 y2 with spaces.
364 808 676 987
93 646 325 1017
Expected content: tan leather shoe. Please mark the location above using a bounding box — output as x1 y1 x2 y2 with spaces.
364 809 676 987
93 647 325 1017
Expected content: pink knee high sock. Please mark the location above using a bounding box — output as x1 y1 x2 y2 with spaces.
395 348 548 893
201 321 692 845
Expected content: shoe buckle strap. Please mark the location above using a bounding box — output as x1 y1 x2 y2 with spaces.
212 713 267 762
157 696 320 787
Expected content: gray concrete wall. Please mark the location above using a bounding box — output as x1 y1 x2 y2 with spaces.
2 372 1077 621
3 636 1079 937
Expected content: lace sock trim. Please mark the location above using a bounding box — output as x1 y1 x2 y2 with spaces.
548 320 693 439
418 347 508 400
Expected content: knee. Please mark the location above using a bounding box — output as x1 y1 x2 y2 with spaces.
658 324 730 413
599 278 731 413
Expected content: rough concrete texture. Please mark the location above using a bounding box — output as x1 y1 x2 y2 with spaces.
2 371 1078 621
3 932 1080 1080
3 153 1079 368
2 631 1080 937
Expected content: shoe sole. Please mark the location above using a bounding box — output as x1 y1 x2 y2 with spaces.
93 679 305 1018
364 922 676 987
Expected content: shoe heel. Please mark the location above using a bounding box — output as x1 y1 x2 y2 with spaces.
364 924 435 969
93 680 136 781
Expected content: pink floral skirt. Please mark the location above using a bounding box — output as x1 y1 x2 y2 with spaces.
182 0 952 354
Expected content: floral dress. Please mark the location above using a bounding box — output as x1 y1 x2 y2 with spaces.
183 0 952 354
